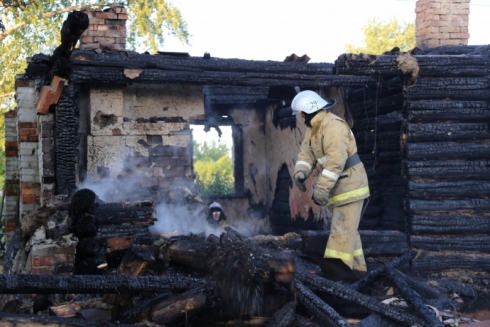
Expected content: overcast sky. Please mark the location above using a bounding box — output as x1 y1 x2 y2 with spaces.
162 0 490 63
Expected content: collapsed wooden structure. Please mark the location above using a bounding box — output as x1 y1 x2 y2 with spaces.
3 6 490 326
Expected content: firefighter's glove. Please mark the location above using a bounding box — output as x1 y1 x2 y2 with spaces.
294 171 307 192
313 187 329 206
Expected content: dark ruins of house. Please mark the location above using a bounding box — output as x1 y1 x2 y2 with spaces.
3 1 490 326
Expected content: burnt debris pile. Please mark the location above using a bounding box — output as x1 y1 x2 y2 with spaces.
0 188 483 326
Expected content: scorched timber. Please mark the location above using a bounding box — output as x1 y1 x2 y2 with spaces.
294 279 350 327
384 268 444 327
411 235 490 252
71 50 335 74
404 160 490 179
412 252 490 271
405 142 490 160
405 100 490 122
0 312 137 327
405 123 490 142
408 180 490 198
411 214 490 235
351 251 417 292
70 66 377 88
299 271 427 327
404 77 490 100
0 275 204 294
407 198 490 213
94 201 154 224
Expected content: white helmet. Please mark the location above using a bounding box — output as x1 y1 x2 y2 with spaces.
209 202 223 211
291 90 336 115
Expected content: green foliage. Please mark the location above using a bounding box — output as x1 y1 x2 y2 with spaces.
345 18 416 55
193 141 234 196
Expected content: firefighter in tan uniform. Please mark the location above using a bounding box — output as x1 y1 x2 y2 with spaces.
292 90 370 272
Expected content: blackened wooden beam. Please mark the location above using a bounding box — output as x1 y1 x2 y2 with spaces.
0 275 205 294
94 201 154 224
407 198 490 213
404 160 490 179
408 180 490 198
336 53 490 77
405 100 490 122
405 142 490 160
404 77 490 100
301 272 428 327
406 122 490 142
411 235 490 252
412 252 490 271
350 251 417 292
72 50 335 74
0 312 137 327
411 214 490 235
384 268 444 327
301 230 408 258
294 279 350 327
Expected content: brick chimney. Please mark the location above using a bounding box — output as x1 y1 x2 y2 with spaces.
79 6 127 51
415 0 470 48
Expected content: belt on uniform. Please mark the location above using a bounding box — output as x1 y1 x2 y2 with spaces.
344 153 361 171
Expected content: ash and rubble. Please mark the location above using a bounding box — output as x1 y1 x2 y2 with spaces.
0 188 488 327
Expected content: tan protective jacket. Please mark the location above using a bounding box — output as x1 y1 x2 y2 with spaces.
293 110 369 207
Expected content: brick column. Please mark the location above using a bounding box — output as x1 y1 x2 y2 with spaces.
16 78 41 215
416 0 470 48
38 114 55 204
80 6 127 51
4 110 19 245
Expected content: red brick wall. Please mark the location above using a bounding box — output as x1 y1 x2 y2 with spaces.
416 0 470 48
80 7 127 51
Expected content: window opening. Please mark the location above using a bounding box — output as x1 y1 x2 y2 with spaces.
191 124 235 196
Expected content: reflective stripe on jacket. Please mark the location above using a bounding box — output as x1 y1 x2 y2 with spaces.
293 110 369 208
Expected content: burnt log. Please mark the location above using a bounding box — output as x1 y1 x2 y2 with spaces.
95 224 152 245
0 275 204 294
349 85 402 103
0 312 139 327
335 54 400 76
411 214 490 234
150 284 220 326
301 230 408 257
405 100 490 122
351 251 417 292
408 180 490 198
407 198 490 213
301 272 427 327
384 268 444 327
404 77 490 100
413 252 490 271
405 122 490 142
94 201 155 224
265 301 296 327
404 160 490 179
411 235 490 252
74 215 98 238
405 142 490 160
294 279 350 327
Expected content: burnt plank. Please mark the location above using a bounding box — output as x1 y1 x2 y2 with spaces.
405 100 490 122
406 122 490 142
411 235 490 252
94 201 154 224
405 142 490 160
411 214 490 234
301 230 408 257
407 198 490 213
412 252 490 272
408 180 490 198
404 160 490 179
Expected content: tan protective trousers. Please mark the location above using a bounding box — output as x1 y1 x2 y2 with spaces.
323 199 367 271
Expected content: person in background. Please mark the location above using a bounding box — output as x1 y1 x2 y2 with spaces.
206 201 228 230
292 90 370 273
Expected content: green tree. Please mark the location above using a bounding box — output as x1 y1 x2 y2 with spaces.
345 18 415 55
0 0 190 189
193 141 234 196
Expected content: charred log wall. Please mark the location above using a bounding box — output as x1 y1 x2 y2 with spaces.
344 78 406 232
402 59 490 273
337 46 490 274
